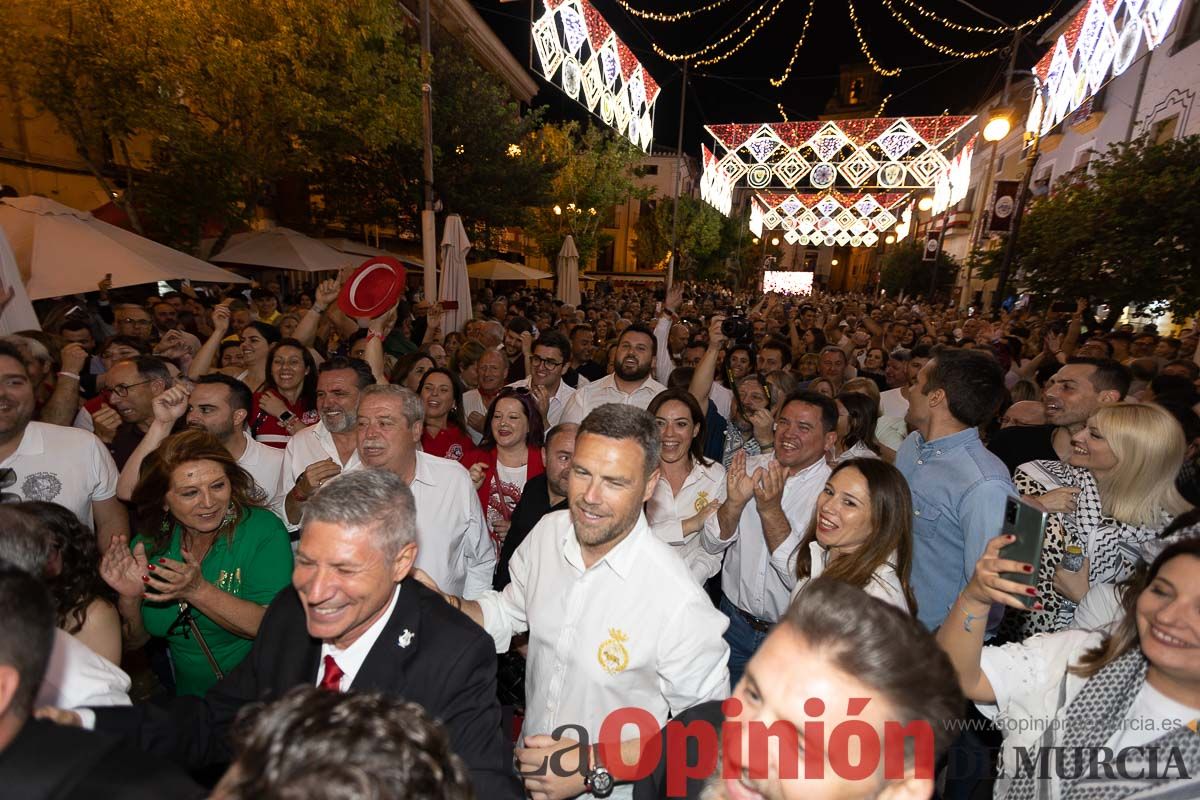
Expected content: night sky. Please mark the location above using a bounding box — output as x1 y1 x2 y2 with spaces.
471 0 1068 152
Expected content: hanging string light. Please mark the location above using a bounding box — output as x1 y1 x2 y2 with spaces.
612 0 737 23
778 103 789 121
874 92 893 117
652 0 785 63
846 0 902 76
878 0 1007 58
694 0 790 65
768 0 817 87
893 0 1051 34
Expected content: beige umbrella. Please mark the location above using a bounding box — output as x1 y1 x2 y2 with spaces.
467 259 554 281
437 215 474 335
212 226 351 272
555 234 581 306
0 196 249 300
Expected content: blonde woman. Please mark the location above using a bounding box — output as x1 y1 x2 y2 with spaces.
1004 404 1192 639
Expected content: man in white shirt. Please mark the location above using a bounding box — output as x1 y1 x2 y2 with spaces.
463 349 508 444
509 331 575 429
417 404 729 800
114 375 287 523
283 358 374 524
355 385 494 599
703 389 836 688
561 324 667 425
0 342 128 552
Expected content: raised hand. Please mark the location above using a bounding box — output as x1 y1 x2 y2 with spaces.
748 407 775 445
60 343 88 375
152 384 191 426
963 534 1041 612
99 535 150 599
665 282 684 313
726 450 757 508
90 403 123 444
314 278 340 309
210 302 232 335
753 458 787 512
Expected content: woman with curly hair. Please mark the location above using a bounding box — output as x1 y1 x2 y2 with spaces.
23 501 121 664
100 430 293 695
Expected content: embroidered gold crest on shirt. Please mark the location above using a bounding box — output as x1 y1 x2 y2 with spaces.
597 628 630 675
694 491 710 513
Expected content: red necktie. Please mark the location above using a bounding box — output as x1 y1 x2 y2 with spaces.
319 655 344 692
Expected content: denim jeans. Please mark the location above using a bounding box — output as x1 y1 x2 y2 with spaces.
719 595 771 690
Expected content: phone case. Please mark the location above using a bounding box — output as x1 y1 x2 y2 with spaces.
998 497 1048 609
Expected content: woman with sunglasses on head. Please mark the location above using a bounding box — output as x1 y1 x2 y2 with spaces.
939 532 1200 799
646 389 726 584
468 387 545 556
99 430 293 696
249 338 319 448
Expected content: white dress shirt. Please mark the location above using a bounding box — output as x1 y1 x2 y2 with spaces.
283 420 362 495
37 629 131 710
461 388 493 444
560 373 668 425
237 430 287 523
879 387 909 419
316 586 401 690
701 454 830 622
709 382 733 421
410 451 495 600
476 509 729 799
646 459 727 584
508 376 576 428
784 542 909 612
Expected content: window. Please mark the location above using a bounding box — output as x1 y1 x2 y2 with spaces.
1073 143 1095 170
1151 115 1179 144
1173 0 1200 52
642 164 659 175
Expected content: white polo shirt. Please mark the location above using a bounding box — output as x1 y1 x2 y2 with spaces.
507 376 576 429
646 459 727 584
0 421 118 528
560 373 667 425
409 451 495 600
476 510 729 799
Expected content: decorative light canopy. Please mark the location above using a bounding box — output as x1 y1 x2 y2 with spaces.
700 117 975 211
700 145 734 216
1030 0 1187 137
752 190 910 247
532 0 659 151
930 135 975 216
893 201 914 242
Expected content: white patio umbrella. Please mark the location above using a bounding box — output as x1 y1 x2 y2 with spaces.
0 196 249 300
0 228 40 332
467 260 554 281
437 214 473 335
555 234 581 307
211 226 352 272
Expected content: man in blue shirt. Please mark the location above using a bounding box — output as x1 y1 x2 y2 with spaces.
897 348 1015 630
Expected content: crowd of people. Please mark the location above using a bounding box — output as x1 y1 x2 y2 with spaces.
0 273 1198 800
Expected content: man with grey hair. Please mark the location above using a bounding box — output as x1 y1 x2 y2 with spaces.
417 404 729 799
63 470 522 798
356 384 494 599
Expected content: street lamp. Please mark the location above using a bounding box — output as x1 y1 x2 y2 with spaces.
831 258 839 266
885 234 895 244
917 196 934 212
982 108 1014 142
553 205 562 215
770 237 780 246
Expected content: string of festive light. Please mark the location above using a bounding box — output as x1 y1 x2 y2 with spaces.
768 0 817 87
874 92 893 117
878 0 1008 58
611 0 736 23
846 0 902 76
778 104 789 122
893 0 1051 34
694 0 790 65
651 0 782 62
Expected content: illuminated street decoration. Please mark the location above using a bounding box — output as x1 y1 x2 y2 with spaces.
893 202 914 242
930 135 976 216
533 0 660 150
752 190 910 247
703 117 975 193
1031 0 1186 136
700 145 734 216
763 270 814 295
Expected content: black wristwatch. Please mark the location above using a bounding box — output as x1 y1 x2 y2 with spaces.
584 745 614 798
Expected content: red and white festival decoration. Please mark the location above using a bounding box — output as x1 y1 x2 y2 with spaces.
532 0 660 151
700 145 734 216
930 134 976 216
763 270 814 295
1030 0 1186 137
751 190 911 247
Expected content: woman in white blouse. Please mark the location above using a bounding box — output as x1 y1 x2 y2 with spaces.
645 388 726 584
938 531 1200 799
786 458 916 614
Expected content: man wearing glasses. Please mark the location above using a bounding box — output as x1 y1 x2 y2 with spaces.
507 331 575 428
112 304 154 345
90 356 175 470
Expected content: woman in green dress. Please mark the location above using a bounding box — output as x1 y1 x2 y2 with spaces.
100 429 293 696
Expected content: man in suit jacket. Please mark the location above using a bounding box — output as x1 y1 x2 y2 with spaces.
69 470 520 798
0 563 203 800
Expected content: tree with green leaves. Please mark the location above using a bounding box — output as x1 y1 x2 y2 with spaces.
633 195 723 278
1015 135 1200 317
879 239 957 297
524 122 650 264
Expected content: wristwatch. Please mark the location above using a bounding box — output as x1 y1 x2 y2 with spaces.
584 745 614 798
278 410 296 424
